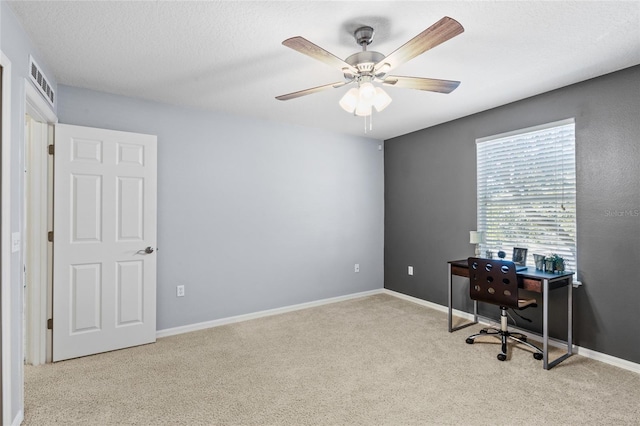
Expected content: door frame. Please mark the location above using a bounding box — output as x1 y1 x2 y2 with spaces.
1 50 13 426
24 82 57 366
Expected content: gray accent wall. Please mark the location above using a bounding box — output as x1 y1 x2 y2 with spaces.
384 65 640 364
57 85 384 331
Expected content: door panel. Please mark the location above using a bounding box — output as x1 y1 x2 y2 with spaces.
116 260 144 325
72 174 102 242
53 123 157 361
117 177 144 240
70 263 101 333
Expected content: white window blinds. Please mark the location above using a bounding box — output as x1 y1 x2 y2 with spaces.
476 119 576 272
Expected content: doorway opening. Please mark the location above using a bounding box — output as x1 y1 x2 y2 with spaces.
23 82 57 367
24 114 54 365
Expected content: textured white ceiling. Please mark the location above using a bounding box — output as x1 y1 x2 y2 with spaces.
8 1 640 140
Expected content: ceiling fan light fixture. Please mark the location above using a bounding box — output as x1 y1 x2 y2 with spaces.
339 88 360 113
340 82 392 117
358 81 376 102
373 87 392 112
354 102 372 117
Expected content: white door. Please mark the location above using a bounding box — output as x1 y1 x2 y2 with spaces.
53 124 157 361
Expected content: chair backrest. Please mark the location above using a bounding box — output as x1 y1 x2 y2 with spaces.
468 257 520 309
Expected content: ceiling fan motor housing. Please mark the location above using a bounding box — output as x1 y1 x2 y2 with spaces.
344 51 385 80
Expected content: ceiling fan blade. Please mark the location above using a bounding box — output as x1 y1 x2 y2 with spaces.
374 17 464 74
283 37 359 75
383 76 460 93
276 81 349 101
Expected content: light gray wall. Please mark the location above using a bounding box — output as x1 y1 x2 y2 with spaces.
384 65 640 364
57 85 384 331
1 2 58 421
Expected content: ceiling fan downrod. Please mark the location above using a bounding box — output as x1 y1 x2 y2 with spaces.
354 26 375 51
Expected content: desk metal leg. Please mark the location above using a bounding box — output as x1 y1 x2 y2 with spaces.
448 264 453 332
568 280 573 355
542 277 574 370
543 278 549 369
448 263 478 333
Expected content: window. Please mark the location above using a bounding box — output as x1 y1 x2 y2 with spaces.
476 119 576 273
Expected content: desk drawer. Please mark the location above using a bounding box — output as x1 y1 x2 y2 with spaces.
521 277 571 293
455 271 543 292
522 278 542 293
451 265 469 278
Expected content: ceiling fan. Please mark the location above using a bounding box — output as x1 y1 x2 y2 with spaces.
276 17 464 119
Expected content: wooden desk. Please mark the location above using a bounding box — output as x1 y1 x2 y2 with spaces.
448 259 574 370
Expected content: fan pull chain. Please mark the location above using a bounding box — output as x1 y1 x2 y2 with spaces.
363 113 373 134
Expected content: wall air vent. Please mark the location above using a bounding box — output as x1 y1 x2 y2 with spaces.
29 55 55 107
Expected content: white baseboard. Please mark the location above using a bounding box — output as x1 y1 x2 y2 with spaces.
574 345 640 374
156 289 384 339
381 288 475 320
383 288 640 375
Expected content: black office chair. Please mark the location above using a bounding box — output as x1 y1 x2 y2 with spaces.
465 257 544 361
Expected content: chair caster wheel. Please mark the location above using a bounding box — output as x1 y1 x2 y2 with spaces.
533 353 543 360
520 337 527 342
497 354 507 361
479 329 488 334
466 338 474 344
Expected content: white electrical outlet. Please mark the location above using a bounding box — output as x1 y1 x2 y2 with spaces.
176 285 185 297
408 266 414 276
354 263 360 273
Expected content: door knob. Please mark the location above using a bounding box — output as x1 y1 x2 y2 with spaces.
144 246 154 254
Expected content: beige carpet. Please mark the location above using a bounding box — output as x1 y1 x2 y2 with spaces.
24 294 640 425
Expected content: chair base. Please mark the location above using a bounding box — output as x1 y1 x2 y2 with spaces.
465 308 544 362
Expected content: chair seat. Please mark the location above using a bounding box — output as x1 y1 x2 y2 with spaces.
518 298 537 309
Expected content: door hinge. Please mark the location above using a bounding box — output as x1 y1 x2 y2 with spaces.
48 144 54 155
48 231 53 242
47 318 53 330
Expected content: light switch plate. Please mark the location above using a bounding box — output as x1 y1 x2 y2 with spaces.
408 266 414 276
